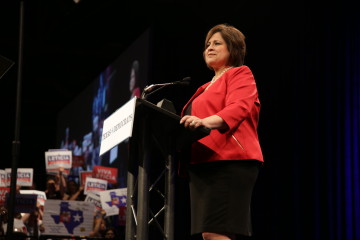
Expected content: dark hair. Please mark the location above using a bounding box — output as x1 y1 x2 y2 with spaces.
46 175 56 183
203 23 246 68
103 226 119 239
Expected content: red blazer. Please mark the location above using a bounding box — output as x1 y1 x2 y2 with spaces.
181 66 264 164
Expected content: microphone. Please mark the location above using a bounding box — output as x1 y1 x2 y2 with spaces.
143 77 191 94
141 77 191 99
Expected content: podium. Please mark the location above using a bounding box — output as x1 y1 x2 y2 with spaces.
125 98 210 240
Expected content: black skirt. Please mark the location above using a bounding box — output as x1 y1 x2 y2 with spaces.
187 160 260 237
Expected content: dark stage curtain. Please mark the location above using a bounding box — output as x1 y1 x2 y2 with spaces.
286 8 359 240
318 16 360 240
252 5 359 240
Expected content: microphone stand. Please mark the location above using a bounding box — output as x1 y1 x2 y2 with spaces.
7 0 25 237
141 84 167 100
141 77 192 100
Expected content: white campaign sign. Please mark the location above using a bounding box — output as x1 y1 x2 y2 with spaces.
45 150 72 170
0 170 6 187
43 200 94 236
99 97 137 156
5 168 33 187
99 188 127 216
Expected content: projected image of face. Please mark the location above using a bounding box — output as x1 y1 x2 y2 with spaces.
129 68 135 92
92 115 99 133
129 60 141 98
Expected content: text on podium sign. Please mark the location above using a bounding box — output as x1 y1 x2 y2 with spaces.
99 97 137 156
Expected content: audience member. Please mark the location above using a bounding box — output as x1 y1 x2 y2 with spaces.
45 168 67 200
62 180 85 201
103 226 119 239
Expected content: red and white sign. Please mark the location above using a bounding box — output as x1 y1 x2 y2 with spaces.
3 170 11 187
0 170 6 187
45 150 72 169
92 166 118 184
5 168 33 187
79 171 93 187
84 192 102 212
0 187 10 206
84 177 107 195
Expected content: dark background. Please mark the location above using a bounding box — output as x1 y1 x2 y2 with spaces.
0 0 359 240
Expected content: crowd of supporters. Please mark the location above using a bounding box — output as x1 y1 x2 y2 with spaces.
0 168 124 240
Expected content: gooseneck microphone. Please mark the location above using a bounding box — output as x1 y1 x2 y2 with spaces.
141 77 191 99
143 77 191 94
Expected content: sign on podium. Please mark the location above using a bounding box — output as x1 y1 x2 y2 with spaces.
99 97 137 156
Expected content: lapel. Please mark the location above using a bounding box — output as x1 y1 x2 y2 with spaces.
181 83 209 116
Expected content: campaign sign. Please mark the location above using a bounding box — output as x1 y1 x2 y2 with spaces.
84 177 107 195
47 168 71 176
92 166 118 184
13 194 37 213
99 97 136 156
4 168 33 187
84 192 101 212
17 168 33 187
99 188 127 217
20 190 47 206
79 171 93 186
0 187 10 206
0 170 6 187
72 155 85 167
4 169 11 187
43 200 94 236
45 150 72 170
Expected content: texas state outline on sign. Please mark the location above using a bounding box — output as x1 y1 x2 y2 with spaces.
105 191 127 207
51 201 84 234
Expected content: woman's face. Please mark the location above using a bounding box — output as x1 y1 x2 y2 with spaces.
68 181 78 194
47 179 56 191
105 229 115 238
204 32 230 71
